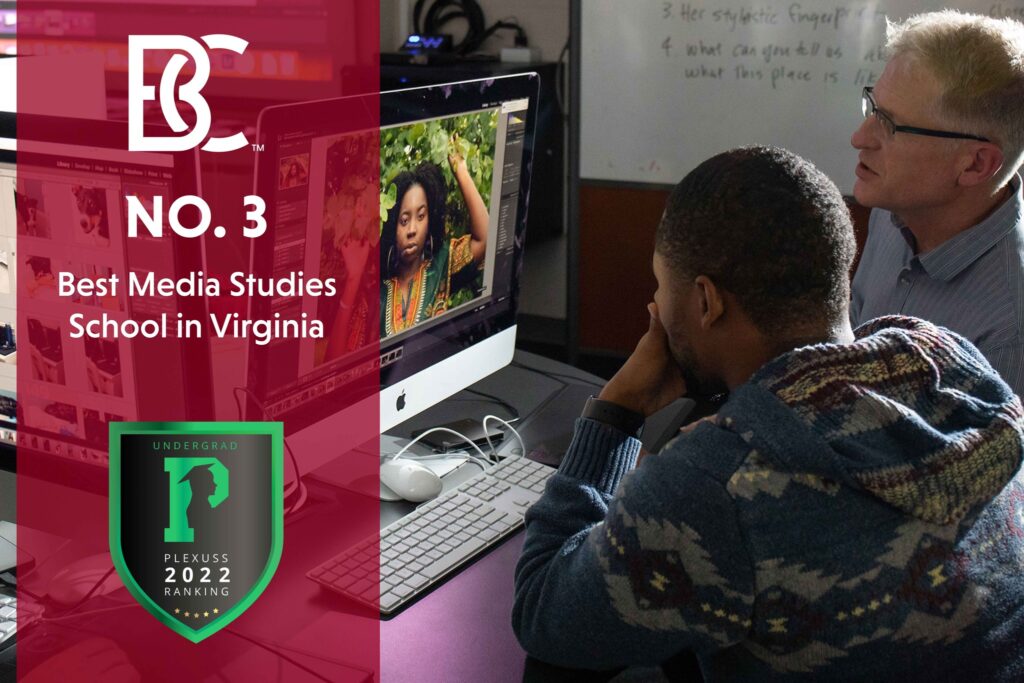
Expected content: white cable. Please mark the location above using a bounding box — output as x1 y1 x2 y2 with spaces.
482 414 525 458
390 427 492 471
390 451 488 473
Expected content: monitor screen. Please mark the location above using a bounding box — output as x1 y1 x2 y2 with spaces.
1 114 209 472
249 75 538 467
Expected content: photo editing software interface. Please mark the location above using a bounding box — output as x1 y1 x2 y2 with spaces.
252 86 531 424
1 121 200 467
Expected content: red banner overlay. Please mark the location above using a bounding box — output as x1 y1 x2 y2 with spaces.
15 2 380 680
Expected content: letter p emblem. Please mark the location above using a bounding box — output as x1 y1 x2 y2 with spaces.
164 457 230 543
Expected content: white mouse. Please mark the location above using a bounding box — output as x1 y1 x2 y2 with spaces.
380 458 443 502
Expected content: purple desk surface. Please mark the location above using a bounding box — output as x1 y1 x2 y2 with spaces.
381 532 527 682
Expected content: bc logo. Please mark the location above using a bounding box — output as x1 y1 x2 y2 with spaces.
128 34 250 152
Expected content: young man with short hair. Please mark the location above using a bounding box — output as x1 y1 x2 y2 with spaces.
513 147 1024 681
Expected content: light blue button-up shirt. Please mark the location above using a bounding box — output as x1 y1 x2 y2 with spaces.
851 177 1024 395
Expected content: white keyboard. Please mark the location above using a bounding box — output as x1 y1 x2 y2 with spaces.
308 456 553 615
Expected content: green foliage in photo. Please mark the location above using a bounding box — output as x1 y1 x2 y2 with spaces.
379 110 498 238
379 110 497 308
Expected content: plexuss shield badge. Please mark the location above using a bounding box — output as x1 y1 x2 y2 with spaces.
110 422 283 642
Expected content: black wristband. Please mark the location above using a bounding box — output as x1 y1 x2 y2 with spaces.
581 396 645 438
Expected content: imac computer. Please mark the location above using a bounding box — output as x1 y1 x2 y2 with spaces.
0 113 210 479
248 74 539 471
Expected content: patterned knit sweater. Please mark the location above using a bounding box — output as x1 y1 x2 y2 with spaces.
513 316 1024 681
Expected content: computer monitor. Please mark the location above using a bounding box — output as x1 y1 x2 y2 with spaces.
248 74 539 470
0 113 211 477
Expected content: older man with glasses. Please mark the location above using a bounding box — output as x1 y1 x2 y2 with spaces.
850 10 1024 394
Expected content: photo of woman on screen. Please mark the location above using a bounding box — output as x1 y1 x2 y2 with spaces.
319 111 496 364
378 134 489 338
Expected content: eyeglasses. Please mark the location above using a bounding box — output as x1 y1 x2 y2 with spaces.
861 87 990 142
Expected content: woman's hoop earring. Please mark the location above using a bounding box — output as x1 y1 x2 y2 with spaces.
386 246 395 276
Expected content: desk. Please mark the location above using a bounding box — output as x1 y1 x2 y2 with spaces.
4 350 609 682
378 351 602 682
294 350 602 682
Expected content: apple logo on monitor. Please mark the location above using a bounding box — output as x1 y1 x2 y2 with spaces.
396 390 406 411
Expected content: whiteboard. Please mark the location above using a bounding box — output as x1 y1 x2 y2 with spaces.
579 0 1024 191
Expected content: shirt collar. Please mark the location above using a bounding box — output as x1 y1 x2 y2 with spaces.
890 175 1023 282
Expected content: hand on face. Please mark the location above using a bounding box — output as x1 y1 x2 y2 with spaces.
599 302 687 417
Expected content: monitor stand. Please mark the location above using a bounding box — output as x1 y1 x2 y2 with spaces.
301 371 597 502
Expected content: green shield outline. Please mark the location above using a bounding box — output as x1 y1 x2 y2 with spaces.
109 421 284 643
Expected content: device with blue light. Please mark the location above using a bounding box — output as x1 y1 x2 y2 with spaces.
401 33 454 53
